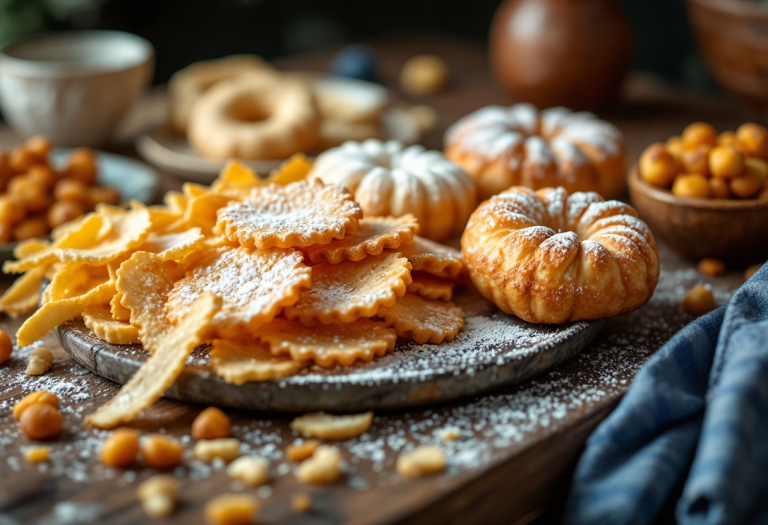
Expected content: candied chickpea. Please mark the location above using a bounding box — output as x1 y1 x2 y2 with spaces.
682 285 716 315
665 136 685 160
730 172 763 199
25 135 52 158
735 123 768 159
0 329 11 365
63 150 97 185
88 186 121 207
697 258 725 277
8 176 51 213
672 174 710 198
13 390 60 419
744 157 768 183
204 493 259 525
745 263 763 281
717 130 736 146
19 403 63 440
141 434 183 470
639 143 679 188
26 164 57 190
54 178 92 206
682 122 718 149
192 407 231 440
9 147 38 173
286 440 320 462
47 200 86 230
101 428 140 468
0 195 26 225
709 145 745 179
681 144 712 175
14 216 49 241
708 177 730 199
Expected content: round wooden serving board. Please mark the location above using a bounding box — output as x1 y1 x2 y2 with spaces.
55 288 604 413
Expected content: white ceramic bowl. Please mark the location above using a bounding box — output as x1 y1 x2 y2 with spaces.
0 31 154 147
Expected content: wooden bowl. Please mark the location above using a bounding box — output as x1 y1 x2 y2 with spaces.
688 0 768 120
627 165 768 263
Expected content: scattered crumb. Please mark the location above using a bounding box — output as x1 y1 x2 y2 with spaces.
397 446 445 478
227 456 270 486
23 445 50 463
291 411 373 440
286 440 320 462
291 493 312 514
296 446 342 485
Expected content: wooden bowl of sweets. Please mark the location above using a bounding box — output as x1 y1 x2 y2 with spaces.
628 122 768 264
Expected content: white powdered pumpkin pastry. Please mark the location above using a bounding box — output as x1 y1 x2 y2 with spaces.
461 186 659 324
307 139 476 242
445 103 626 201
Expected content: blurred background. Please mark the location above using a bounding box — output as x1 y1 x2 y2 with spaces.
0 0 709 90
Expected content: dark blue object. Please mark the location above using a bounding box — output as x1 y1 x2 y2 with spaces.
330 44 377 82
565 263 768 525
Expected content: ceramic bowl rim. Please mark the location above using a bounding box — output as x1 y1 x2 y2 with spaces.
0 30 154 78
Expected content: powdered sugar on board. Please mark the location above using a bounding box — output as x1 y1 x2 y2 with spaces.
0 245 740 503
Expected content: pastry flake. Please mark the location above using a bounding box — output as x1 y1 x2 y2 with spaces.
83 306 140 345
398 235 464 281
257 317 397 367
406 271 455 301
165 246 311 336
377 293 464 344
284 251 412 325
216 180 362 249
303 215 418 264
210 339 305 385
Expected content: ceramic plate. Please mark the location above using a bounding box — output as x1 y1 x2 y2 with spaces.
0 148 159 261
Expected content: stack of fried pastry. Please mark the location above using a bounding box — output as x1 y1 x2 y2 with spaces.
0 161 466 428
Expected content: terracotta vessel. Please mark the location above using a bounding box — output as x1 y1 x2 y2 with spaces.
489 0 633 111
628 164 768 264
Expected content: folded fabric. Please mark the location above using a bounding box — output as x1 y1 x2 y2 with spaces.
565 263 768 525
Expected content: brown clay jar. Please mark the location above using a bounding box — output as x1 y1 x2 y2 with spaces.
489 0 633 111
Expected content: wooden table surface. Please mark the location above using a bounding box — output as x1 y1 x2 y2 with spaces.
0 36 753 525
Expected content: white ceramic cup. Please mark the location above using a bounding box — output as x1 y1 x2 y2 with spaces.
0 30 154 147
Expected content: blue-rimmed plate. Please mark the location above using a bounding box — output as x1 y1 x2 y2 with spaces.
0 148 159 261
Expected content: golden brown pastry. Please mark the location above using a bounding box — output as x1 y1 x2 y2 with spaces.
445 103 626 201
187 72 321 160
461 186 659 323
307 139 476 242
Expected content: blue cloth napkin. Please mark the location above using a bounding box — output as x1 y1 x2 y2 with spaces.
565 263 768 525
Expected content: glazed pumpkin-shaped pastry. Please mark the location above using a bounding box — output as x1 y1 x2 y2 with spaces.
461 186 659 323
307 139 476 242
445 103 626 201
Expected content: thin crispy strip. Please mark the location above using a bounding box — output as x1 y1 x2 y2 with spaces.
303 215 419 264
406 271 455 301
210 339 305 384
83 306 140 345
138 228 205 261
377 293 464 344
5 204 151 274
0 265 48 317
16 275 115 347
116 252 186 353
257 318 397 367
284 251 412 326
85 293 221 429
398 236 464 281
